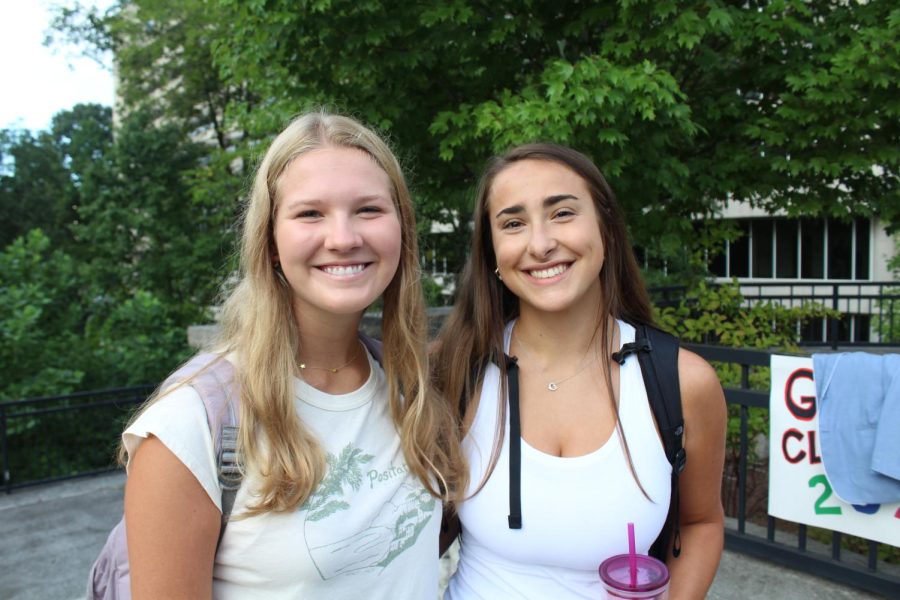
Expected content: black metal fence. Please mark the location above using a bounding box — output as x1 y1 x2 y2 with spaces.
654 281 900 348
0 385 153 493
685 342 900 597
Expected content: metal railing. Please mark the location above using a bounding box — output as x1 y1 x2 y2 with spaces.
654 281 900 348
0 385 154 493
685 342 900 597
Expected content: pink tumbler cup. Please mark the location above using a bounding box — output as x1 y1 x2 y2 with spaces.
599 553 670 599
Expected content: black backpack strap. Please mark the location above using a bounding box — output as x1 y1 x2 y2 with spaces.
631 323 685 560
475 350 524 530
505 354 522 529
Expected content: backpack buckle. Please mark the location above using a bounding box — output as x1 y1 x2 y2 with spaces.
611 338 652 365
218 425 242 490
674 447 687 475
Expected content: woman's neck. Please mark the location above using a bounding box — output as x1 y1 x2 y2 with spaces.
296 314 369 394
513 304 615 365
293 309 366 379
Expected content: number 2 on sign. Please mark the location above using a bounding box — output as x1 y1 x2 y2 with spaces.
809 475 842 515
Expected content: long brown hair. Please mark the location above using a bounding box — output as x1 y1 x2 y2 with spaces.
124 111 465 513
434 142 654 493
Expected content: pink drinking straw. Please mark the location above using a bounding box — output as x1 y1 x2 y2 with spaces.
627 522 637 588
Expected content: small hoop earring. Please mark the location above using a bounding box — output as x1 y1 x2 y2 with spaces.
494 267 502 281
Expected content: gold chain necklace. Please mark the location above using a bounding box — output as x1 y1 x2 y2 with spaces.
513 334 596 392
299 342 361 374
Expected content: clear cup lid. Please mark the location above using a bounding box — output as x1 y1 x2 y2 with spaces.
598 554 670 592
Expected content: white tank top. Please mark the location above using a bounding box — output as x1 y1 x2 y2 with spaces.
446 320 672 600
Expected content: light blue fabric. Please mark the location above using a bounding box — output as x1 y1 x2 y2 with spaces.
814 352 900 505
872 355 900 482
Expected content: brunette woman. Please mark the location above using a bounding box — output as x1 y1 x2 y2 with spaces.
436 143 725 599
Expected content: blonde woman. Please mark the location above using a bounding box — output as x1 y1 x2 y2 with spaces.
121 112 463 598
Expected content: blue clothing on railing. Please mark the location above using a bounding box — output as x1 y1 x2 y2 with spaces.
814 352 900 505
872 356 900 484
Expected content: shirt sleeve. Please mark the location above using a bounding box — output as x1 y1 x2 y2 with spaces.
123 384 222 511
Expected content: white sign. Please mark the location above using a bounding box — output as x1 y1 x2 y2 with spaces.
768 354 900 546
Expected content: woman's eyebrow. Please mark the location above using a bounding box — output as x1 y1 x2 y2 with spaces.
494 194 579 219
282 194 388 211
282 197 325 212
543 194 578 207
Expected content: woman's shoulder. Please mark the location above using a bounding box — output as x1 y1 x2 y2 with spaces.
126 384 208 444
676 348 726 417
123 383 221 505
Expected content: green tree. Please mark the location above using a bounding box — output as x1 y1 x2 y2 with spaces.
207 0 898 279
48 1 247 298
49 0 250 149
0 261 188 396
55 1 898 282
0 130 75 249
48 103 114 190
0 104 113 250
0 230 84 400
72 109 229 324
83 289 193 387
1 103 229 397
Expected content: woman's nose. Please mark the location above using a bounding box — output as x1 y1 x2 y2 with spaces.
325 216 363 251
527 223 558 258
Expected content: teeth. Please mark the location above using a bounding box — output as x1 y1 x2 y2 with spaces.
530 264 568 279
322 264 366 276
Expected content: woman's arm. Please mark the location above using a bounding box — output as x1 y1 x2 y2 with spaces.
666 349 727 600
125 435 220 600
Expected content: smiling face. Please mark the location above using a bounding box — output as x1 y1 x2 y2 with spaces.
488 158 606 317
272 146 402 321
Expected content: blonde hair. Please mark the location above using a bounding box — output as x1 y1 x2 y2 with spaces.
124 111 465 514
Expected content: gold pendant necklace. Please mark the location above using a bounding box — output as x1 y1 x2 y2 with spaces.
299 342 361 374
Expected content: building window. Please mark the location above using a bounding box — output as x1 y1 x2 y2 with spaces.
828 219 853 279
775 219 798 278
752 219 774 278
729 220 750 278
709 245 727 277
800 218 825 279
709 217 870 281
855 217 870 280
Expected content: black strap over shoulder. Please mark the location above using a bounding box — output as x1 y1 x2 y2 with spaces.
505 355 522 529
631 323 685 561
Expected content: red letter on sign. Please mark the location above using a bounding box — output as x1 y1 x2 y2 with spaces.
807 430 822 465
785 368 816 421
782 428 807 464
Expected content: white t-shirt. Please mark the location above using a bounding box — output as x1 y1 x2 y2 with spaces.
124 348 442 600
445 320 672 599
